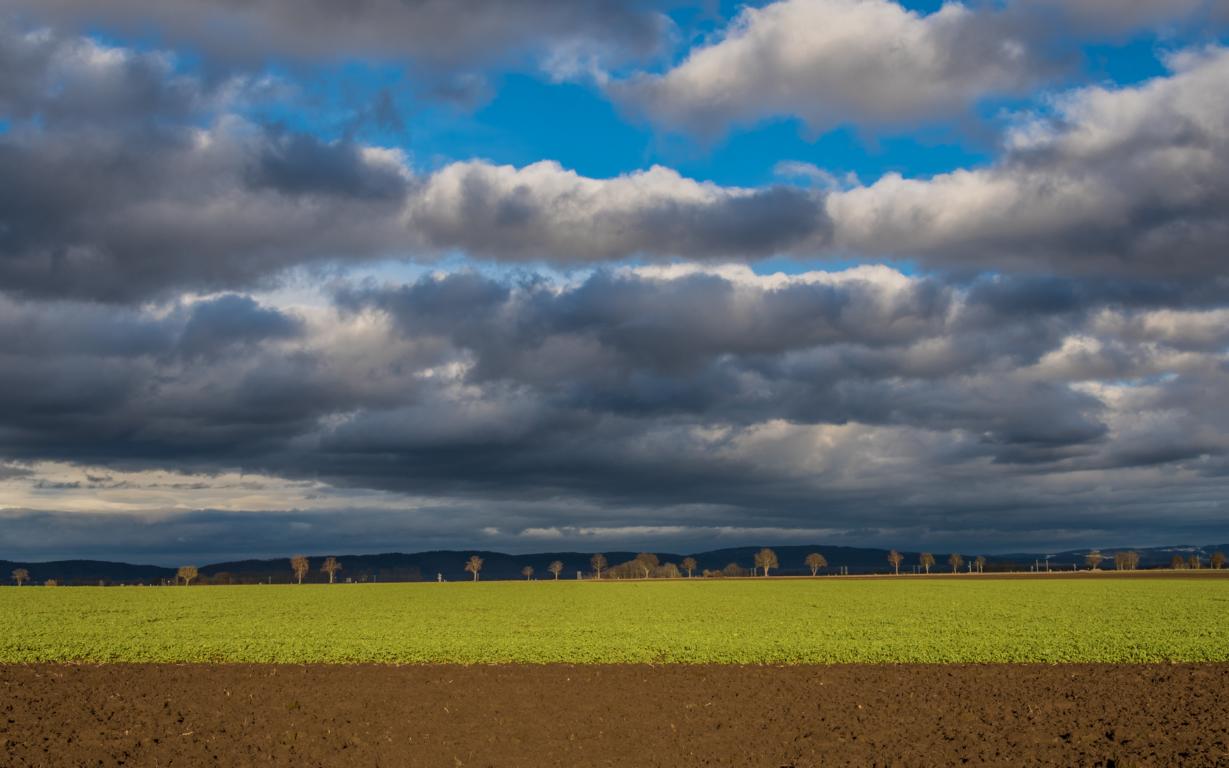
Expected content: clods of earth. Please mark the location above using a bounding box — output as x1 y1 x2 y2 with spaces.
3 663 1228 766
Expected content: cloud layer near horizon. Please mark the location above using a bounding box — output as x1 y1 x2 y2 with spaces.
2 6 1228 560
3 264 1228 560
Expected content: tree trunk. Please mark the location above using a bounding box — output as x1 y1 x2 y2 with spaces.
473 571 479 582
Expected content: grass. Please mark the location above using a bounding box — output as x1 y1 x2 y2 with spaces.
1 578 1227 664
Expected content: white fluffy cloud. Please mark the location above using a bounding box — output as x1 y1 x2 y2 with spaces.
407 160 828 262
612 0 1044 136
825 47 1229 280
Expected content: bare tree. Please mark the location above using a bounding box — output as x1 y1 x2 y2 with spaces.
1212 551 1227 570
1188 554 1201 570
522 565 534 580
590 553 607 580
634 553 659 579
176 565 198 586
805 553 827 576
1085 550 1104 570
722 562 748 577
975 555 986 574
321 557 342 584
548 560 564 580
465 555 484 581
919 553 935 575
754 548 779 577
887 549 903 575
12 568 30 587
1171 554 1186 570
681 557 697 578
1125 551 1140 570
1113 551 1129 570
948 553 963 574
44 579 58 587
290 555 310 585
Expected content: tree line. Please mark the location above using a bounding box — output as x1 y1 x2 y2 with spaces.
10 549 1228 585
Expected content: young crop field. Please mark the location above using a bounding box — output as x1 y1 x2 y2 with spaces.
2 578 1226 664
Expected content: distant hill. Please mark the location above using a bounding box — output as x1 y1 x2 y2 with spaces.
991 544 1229 571
3 543 1226 585
0 559 175 586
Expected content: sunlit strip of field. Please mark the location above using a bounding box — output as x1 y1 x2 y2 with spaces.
2 579 1226 664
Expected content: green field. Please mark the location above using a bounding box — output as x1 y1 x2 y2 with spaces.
2 578 1227 664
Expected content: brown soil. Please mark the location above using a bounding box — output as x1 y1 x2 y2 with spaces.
3 664 1227 767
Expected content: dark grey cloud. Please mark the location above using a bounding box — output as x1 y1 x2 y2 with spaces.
0 25 832 301
177 294 304 359
5 0 673 74
1020 0 1229 36
0 44 410 299
0 24 419 301
0 22 203 128
4 268 1226 538
0 126 413 302
247 132 410 201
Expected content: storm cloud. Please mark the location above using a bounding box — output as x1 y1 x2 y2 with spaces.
3 265 1228 557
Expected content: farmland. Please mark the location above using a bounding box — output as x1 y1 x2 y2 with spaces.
3 576 1227 664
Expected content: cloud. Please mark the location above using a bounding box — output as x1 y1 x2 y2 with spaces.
406 161 830 262
826 47 1229 283
177 295 304 359
0 121 415 301
612 0 1050 137
4 0 673 76
7 25 1228 303
0 24 419 301
2 263 1228 556
610 0 1228 138
1019 0 1227 35
6 265 1228 499
0 25 833 301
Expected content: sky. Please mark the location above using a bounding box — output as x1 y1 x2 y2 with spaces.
2 0 1228 565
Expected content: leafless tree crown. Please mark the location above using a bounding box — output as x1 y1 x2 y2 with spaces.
465 555 484 581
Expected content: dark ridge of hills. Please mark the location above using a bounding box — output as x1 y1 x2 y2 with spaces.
3 543 1226 585
992 545 1229 571
0 559 175 585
